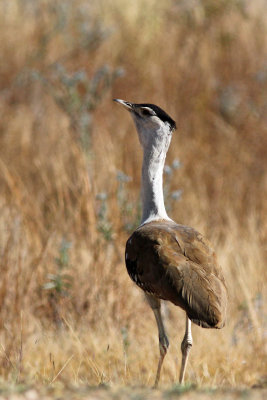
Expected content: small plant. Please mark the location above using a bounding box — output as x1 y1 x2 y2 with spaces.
43 239 73 325
121 326 130 377
31 64 123 153
116 170 141 233
164 158 183 214
43 238 72 297
16 1 123 154
96 192 114 241
166 382 196 395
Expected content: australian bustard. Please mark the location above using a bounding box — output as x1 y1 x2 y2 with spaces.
114 99 227 387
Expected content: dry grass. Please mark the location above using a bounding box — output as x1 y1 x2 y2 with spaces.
0 0 266 390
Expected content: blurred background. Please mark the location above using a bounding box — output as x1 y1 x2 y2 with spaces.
0 0 266 388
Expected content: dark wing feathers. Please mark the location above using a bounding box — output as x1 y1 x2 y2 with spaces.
125 220 227 329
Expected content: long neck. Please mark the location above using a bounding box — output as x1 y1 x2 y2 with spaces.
141 147 169 224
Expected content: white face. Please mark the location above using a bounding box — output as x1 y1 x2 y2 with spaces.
131 107 173 152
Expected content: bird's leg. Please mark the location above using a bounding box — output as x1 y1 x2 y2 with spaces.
145 294 169 388
179 315 193 384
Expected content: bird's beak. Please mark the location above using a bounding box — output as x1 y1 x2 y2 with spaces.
113 98 133 111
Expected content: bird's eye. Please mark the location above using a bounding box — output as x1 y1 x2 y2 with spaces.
141 108 154 117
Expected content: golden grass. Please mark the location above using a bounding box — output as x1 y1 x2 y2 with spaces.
0 0 266 389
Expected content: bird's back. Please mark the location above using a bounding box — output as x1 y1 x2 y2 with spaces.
125 220 227 329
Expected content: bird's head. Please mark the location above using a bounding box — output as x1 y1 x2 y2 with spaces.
113 99 176 153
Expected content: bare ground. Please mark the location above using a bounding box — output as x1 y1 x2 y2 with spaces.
0 385 266 400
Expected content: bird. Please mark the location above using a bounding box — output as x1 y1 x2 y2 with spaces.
113 98 227 387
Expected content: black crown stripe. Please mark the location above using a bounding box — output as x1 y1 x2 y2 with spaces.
134 103 176 131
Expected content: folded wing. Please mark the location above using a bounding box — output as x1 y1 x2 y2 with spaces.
125 221 227 329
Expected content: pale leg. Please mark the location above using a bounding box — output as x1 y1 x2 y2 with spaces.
145 294 169 388
179 315 193 384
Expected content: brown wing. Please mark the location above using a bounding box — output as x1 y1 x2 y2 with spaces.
125 220 227 329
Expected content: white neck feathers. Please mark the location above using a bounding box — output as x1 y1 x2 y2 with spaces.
140 147 171 225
